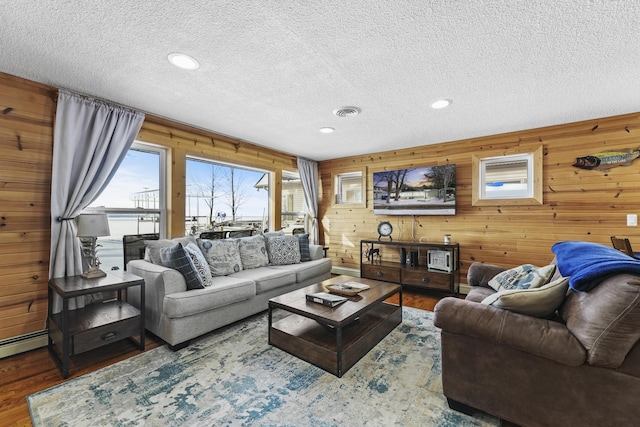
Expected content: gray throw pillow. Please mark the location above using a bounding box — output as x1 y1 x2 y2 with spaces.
482 277 570 318
159 243 205 290
265 235 301 265
238 235 269 269
197 238 243 276
144 236 197 265
183 242 214 287
298 233 311 262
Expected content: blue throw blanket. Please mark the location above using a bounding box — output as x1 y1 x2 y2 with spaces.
552 241 640 291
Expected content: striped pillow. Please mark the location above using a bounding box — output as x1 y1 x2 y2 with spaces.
159 243 205 290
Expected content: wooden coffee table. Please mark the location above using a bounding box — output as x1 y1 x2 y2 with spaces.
268 275 402 377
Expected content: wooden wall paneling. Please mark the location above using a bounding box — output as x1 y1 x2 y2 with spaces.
0 73 55 341
319 112 640 283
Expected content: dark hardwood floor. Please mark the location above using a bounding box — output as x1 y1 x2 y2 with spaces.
0 288 445 427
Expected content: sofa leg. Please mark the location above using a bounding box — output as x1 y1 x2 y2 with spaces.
446 398 478 416
167 340 190 351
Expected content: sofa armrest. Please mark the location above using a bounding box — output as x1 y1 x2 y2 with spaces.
309 244 323 260
127 260 187 295
434 297 586 366
467 261 507 288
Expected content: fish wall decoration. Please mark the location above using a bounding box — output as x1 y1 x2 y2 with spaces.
573 148 640 171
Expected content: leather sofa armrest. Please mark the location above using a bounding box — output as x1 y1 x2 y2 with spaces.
467 262 507 288
434 297 586 366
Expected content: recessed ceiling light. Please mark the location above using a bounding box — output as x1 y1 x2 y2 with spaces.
431 99 452 109
333 106 361 117
319 127 335 134
168 53 200 70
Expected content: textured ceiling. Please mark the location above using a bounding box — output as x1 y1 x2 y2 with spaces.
2 1 640 161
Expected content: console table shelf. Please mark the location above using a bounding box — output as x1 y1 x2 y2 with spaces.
360 239 460 294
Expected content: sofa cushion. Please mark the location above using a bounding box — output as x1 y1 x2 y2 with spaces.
197 238 242 276
145 236 197 265
183 242 214 287
298 233 311 262
488 264 555 291
265 235 301 265
231 267 296 293
560 273 640 368
163 276 256 318
159 243 204 290
271 258 332 283
482 276 569 318
238 235 269 269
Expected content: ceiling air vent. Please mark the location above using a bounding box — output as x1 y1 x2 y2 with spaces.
333 106 361 117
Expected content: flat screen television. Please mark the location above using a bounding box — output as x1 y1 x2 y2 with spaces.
372 164 456 215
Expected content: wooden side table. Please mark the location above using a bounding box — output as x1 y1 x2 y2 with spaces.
47 270 145 378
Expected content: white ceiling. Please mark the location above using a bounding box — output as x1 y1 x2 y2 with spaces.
2 1 640 161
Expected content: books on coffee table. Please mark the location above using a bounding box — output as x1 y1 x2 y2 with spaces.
306 292 348 307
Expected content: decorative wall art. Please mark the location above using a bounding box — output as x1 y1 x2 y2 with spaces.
573 148 640 171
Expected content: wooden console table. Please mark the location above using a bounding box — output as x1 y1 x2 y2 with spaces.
47 270 145 378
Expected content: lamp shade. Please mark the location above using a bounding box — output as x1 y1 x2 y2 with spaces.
76 213 111 237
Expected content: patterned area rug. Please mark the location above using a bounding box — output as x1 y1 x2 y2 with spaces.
28 307 498 426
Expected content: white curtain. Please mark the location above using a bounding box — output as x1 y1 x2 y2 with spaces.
297 157 319 245
49 90 145 312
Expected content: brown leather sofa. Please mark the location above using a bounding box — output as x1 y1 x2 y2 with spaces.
433 260 640 427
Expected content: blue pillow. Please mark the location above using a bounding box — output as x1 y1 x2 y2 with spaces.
298 233 311 262
160 243 205 290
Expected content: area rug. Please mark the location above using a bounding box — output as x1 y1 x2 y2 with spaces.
28 307 498 426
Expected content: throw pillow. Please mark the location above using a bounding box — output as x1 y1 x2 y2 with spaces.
144 236 197 265
481 276 570 318
265 235 301 265
298 233 311 262
197 238 243 276
488 264 556 292
183 242 214 287
238 235 269 270
159 243 205 290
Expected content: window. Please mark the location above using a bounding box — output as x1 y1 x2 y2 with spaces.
472 146 543 206
85 142 166 271
186 157 269 236
281 171 307 234
334 170 364 205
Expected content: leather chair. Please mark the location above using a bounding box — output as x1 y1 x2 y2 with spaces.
434 260 640 427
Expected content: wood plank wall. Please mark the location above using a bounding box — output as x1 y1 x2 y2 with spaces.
0 74 56 341
318 113 640 282
0 72 298 342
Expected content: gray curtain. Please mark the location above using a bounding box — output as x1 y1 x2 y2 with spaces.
49 89 145 312
297 157 319 245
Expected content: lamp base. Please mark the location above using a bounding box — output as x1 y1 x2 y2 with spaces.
81 269 107 279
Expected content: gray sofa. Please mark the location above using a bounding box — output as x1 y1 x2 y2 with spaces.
127 234 331 349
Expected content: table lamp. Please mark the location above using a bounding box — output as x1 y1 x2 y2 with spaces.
76 213 111 278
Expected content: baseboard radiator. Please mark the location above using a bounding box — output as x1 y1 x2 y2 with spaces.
0 330 48 359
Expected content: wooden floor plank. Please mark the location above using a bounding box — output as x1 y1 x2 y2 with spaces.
0 289 445 426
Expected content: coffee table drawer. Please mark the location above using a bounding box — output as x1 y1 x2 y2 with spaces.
361 264 400 282
401 270 451 291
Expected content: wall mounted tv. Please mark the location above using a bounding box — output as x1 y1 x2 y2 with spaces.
372 164 456 215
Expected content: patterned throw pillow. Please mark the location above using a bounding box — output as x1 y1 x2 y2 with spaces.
159 243 205 290
482 276 570 318
183 242 214 287
197 238 243 276
298 233 311 262
265 235 301 265
238 235 269 270
488 264 556 292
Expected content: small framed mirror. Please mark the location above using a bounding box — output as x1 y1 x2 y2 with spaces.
472 146 543 206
